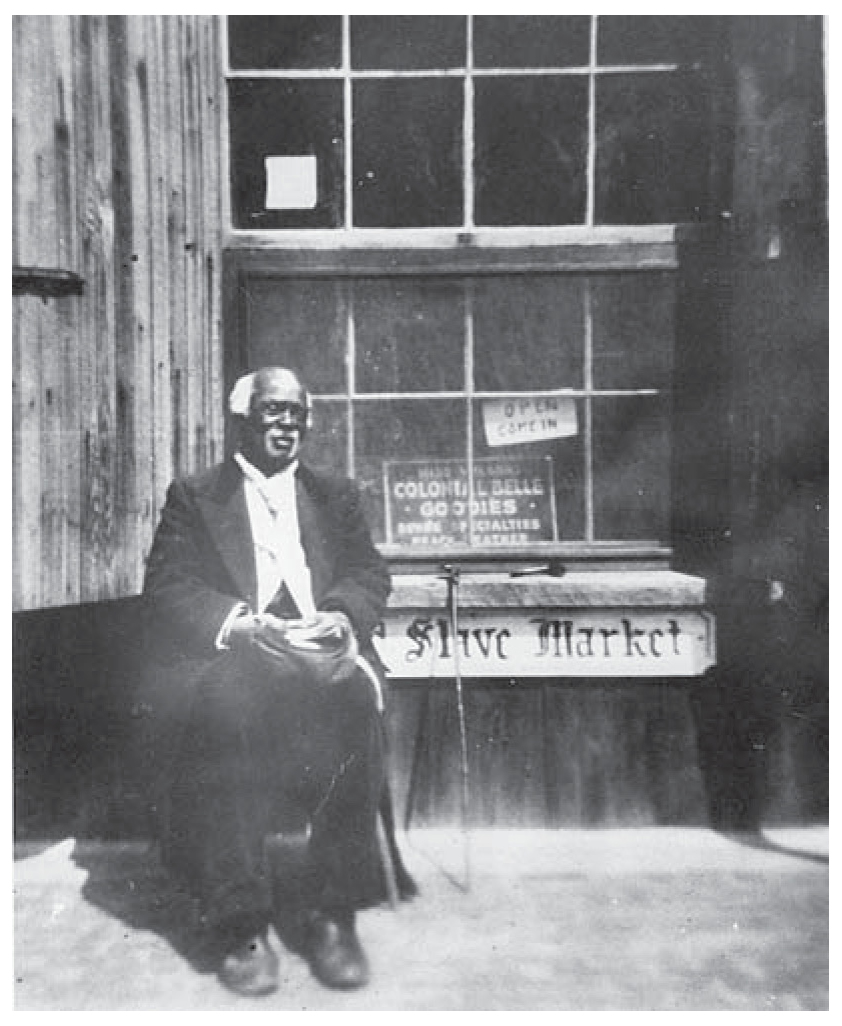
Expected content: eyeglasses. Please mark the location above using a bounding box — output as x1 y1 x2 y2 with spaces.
252 400 309 427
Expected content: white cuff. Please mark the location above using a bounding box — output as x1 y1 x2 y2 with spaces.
355 654 385 713
215 602 251 650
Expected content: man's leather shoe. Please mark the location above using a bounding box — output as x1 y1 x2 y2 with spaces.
301 912 369 990
218 933 280 997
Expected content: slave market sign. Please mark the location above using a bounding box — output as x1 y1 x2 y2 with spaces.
384 456 557 546
375 608 716 679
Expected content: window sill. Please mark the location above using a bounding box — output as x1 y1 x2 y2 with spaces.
387 568 708 611
223 225 708 274
225 224 686 248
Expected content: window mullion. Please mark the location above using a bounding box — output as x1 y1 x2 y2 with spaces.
465 278 475 546
346 281 355 477
585 15 597 539
342 14 352 230
586 14 597 228
464 14 474 230
584 277 594 542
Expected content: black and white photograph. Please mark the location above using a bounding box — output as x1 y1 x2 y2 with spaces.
11 12 828 1012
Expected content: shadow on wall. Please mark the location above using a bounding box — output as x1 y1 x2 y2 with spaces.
13 597 152 842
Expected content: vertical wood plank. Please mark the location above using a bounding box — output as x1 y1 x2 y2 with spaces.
108 16 140 597
70 15 96 606
78 16 118 601
13 296 43 611
55 16 82 606
13 15 227 610
123 16 155 588
200 14 224 467
162 16 185 476
180 18 200 474
147 17 175 509
39 17 73 606
13 17 49 609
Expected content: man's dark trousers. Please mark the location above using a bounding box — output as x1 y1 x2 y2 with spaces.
160 648 387 933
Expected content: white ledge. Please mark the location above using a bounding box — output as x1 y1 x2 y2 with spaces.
387 570 708 610
224 224 683 250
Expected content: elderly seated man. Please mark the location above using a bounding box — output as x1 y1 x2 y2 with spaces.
140 365 412 997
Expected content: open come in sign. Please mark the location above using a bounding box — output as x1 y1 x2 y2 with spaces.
482 393 578 447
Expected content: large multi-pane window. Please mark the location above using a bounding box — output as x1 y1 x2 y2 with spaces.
224 16 720 557
236 263 675 554
226 15 717 231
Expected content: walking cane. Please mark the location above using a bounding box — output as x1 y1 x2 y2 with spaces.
440 562 471 892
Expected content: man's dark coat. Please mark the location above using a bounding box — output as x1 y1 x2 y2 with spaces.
137 458 399 866
143 457 390 662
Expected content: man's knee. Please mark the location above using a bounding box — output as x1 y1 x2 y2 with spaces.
326 671 384 744
320 673 385 774
346 668 383 712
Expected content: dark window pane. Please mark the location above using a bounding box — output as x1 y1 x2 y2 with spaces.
350 16 466 69
355 398 467 545
591 273 675 390
598 16 718 67
243 278 347 393
303 399 348 477
353 80 463 227
228 16 341 69
475 77 588 226
473 276 585 390
473 406 586 542
592 396 671 540
594 71 711 224
229 80 343 229
474 16 590 68
354 279 465 393
356 398 465 460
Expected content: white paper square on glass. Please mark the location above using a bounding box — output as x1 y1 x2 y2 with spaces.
264 155 318 210
482 394 578 447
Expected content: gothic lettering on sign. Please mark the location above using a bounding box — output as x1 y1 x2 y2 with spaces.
405 616 511 662
376 609 713 679
531 617 682 659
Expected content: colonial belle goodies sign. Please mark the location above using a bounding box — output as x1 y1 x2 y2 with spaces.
384 456 557 546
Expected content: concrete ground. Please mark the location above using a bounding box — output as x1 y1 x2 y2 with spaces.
13 826 828 1012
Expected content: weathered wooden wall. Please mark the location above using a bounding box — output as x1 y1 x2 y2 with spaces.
12 15 225 611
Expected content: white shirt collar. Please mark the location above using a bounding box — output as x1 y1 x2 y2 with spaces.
234 451 299 485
